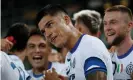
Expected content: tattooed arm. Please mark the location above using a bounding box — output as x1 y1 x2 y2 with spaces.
86 71 107 80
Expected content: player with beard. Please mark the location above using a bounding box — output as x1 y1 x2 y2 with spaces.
103 5 133 79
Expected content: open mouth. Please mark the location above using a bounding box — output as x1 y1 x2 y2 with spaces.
107 31 115 36
33 56 43 61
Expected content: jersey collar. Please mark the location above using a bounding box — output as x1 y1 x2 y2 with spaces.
117 44 133 59
70 34 85 54
33 62 52 78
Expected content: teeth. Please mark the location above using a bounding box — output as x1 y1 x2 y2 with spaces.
107 32 115 36
107 33 113 36
33 56 42 60
34 56 41 58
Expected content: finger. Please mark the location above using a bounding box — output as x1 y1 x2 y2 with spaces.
58 75 65 80
4 39 13 51
6 39 13 47
43 71 46 74
52 68 56 72
52 68 59 78
5 43 12 51
45 70 52 76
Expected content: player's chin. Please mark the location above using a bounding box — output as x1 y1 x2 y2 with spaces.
107 40 114 46
54 43 64 48
34 64 43 68
107 37 114 43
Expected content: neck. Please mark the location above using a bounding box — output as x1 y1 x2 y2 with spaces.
116 35 133 56
65 28 82 51
32 61 49 75
12 50 26 61
32 67 45 75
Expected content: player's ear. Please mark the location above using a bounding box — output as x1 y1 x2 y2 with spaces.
97 31 101 38
77 27 82 32
64 15 71 25
128 21 133 31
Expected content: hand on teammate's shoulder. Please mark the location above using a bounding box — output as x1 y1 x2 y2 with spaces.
1 38 13 52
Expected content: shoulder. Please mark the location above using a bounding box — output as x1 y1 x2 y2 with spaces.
81 35 106 50
84 57 107 77
27 69 33 75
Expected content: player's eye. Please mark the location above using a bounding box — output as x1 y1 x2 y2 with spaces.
110 20 117 24
39 43 46 49
27 44 35 49
46 22 53 28
40 29 45 34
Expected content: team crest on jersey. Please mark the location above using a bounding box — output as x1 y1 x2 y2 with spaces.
126 62 133 75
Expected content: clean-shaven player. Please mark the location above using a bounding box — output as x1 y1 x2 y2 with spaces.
36 4 113 80
26 28 67 80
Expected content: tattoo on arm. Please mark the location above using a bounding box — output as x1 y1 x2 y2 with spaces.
86 71 107 80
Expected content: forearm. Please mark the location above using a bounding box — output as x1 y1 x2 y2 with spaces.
131 73 133 80
86 71 107 80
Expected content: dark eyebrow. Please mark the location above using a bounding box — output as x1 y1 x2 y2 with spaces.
27 43 34 45
110 19 118 22
45 20 53 27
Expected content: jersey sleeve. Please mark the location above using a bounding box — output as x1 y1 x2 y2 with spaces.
84 57 107 76
0 51 32 80
1 51 20 80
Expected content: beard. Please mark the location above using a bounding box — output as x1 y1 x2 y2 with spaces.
107 33 126 47
111 35 125 46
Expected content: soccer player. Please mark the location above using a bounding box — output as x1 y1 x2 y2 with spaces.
35 4 113 80
103 5 133 79
26 28 67 80
44 10 102 64
73 10 102 37
0 23 31 80
1 51 21 80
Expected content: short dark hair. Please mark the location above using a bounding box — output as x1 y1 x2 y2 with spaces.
5 23 30 51
105 5 133 20
28 28 45 40
35 4 68 26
